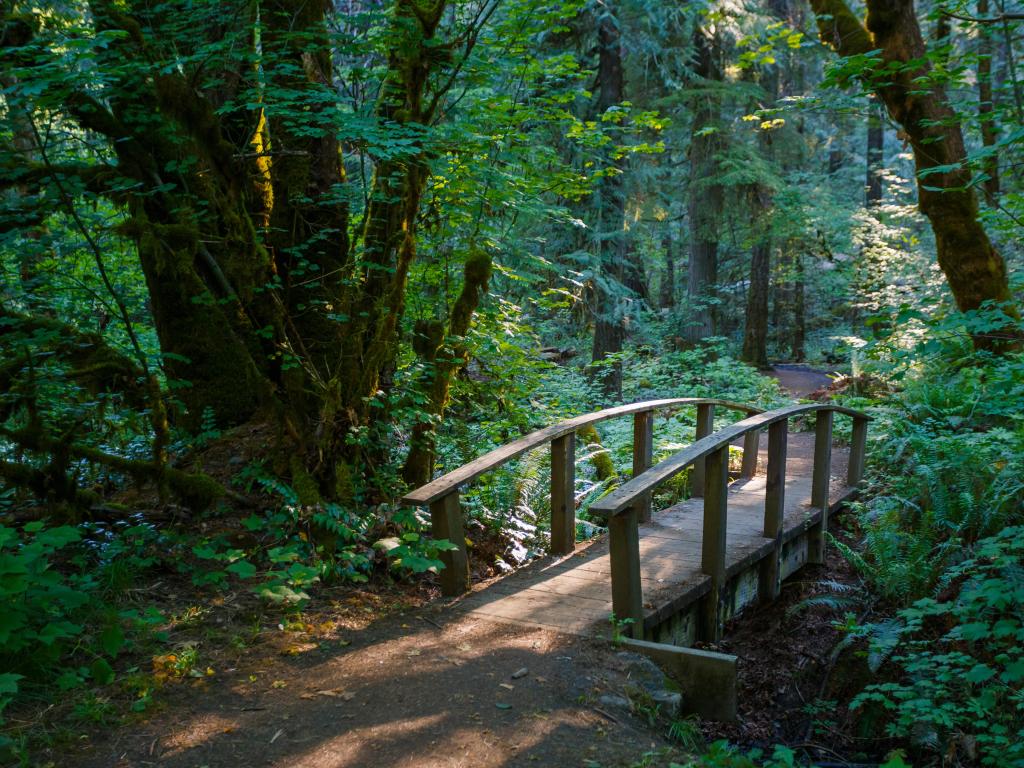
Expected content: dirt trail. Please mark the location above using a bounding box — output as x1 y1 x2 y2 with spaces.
766 364 835 399
74 612 675 768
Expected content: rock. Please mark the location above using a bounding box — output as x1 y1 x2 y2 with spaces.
650 690 683 716
511 667 528 680
598 694 631 710
615 651 669 693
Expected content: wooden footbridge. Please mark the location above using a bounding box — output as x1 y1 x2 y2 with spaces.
402 398 869 717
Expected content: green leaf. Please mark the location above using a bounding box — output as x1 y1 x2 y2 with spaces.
90 658 115 685
964 663 995 684
226 560 257 579
100 624 125 658
0 674 22 696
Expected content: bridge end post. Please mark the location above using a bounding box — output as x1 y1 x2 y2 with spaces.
550 433 576 555
632 412 654 523
847 416 868 487
759 419 788 604
430 491 471 596
609 505 644 639
808 409 834 565
691 403 714 498
700 445 729 642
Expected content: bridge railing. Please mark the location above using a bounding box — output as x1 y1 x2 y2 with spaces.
401 398 766 595
587 403 870 640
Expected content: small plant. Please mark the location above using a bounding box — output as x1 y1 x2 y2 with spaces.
608 612 636 644
667 716 704 751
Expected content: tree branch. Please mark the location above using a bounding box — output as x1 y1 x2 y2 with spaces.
809 0 874 56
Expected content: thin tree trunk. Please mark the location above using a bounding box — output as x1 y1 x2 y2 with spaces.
866 100 884 206
742 236 771 368
791 254 806 362
659 232 675 309
402 250 493 487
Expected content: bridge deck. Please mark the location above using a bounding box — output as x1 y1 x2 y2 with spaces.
449 432 850 638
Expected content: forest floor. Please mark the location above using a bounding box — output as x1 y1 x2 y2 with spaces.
39 366 873 768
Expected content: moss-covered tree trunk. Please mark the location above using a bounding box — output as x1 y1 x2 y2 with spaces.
2 0 460 501
810 0 1017 346
402 250 493 488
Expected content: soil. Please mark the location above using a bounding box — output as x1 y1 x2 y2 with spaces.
67 611 683 768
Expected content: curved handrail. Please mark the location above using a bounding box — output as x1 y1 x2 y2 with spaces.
590 402 871 518
402 397 764 506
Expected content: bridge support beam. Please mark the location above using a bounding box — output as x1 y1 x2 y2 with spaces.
691 403 715 497
759 420 787 603
633 411 654 523
550 433 576 555
430 492 471 596
609 505 644 637
741 429 759 478
808 410 833 565
848 415 868 486
700 445 729 641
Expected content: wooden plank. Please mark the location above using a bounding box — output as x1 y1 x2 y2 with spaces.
701 446 729 642
691 402 715 498
848 416 868 486
741 429 759 478
808 410 833 564
550 433 576 555
760 419 787 603
633 411 654 523
609 505 644 636
403 398 764 505
430 492 470 596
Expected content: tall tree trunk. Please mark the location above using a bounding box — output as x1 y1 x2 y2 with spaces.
590 2 627 398
659 232 675 309
977 0 999 201
742 179 772 368
810 0 1017 347
684 25 723 345
866 99 884 206
742 235 771 368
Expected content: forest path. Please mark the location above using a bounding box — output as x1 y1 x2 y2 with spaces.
78 610 679 768
765 364 834 398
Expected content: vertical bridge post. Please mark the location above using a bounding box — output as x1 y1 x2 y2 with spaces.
847 415 868 487
808 409 833 565
633 411 654 523
701 445 729 641
430 491 471 596
691 402 715 497
741 428 759 478
550 432 576 555
759 420 787 603
608 504 644 638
